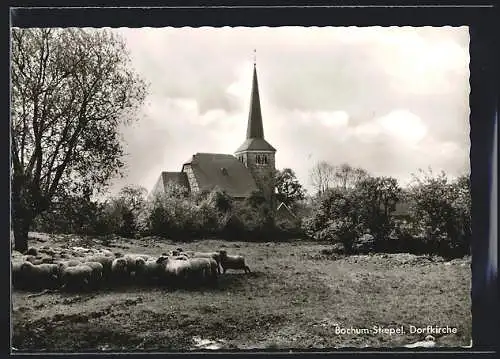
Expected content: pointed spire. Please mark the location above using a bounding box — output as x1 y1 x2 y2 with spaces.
246 53 264 139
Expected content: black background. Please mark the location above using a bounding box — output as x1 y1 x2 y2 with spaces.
4 1 499 358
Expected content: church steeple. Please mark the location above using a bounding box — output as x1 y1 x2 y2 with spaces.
246 61 264 139
235 57 276 154
235 56 276 207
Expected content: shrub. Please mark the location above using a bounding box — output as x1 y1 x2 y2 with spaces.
407 170 471 258
352 232 375 254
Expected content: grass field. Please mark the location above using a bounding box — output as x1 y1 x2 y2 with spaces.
11 233 471 352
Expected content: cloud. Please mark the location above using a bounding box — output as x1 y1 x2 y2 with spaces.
108 26 470 195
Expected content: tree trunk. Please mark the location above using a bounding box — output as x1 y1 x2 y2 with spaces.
11 173 35 253
13 214 31 253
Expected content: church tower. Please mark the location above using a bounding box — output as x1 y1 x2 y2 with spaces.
235 60 277 207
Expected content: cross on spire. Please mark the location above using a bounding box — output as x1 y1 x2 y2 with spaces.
253 49 256 67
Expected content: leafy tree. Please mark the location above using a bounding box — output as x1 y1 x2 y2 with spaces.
302 171 402 252
118 185 148 213
11 28 147 251
275 168 306 209
32 188 104 235
163 181 190 199
355 176 402 240
408 169 471 256
100 185 149 238
309 187 362 250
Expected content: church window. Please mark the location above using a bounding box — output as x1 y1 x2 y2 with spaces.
255 154 268 165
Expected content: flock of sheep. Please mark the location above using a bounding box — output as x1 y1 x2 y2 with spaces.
11 245 252 292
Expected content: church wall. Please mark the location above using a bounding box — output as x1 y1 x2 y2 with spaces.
182 164 199 194
239 151 276 209
148 175 166 201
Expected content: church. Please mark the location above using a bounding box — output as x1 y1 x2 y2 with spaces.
150 62 292 216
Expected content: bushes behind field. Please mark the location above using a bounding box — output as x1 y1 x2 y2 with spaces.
301 171 471 259
32 170 471 258
32 184 297 242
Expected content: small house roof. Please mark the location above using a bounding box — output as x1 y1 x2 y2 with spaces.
184 153 259 198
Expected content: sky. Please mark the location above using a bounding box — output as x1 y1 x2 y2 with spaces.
107 26 470 196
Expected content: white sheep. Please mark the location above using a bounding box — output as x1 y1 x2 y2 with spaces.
20 262 60 290
57 259 82 269
187 258 212 284
26 247 38 256
25 255 44 265
135 258 163 284
12 250 24 259
38 247 56 256
218 250 251 274
123 254 152 275
111 257 130 284
81 261 104 286
192 252 222 274
97 248 114 257
11 260 26 289
83 255 113 279
157 256 191 286
60 264 93 291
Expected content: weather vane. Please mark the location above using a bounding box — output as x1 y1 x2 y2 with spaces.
253 49 256 67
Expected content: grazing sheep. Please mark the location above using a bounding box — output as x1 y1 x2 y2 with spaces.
26 248 38 256
12 250 24 260
12 261 26 289
98 249 114 257
123 254 151 275
111 258 130 284
38 247 56 256
25 255 39 264
175 249 194 257
157 256 192 286
83 255 113 278
218 250 251 274
206 258 219 280
82 261 104 286
187 258 212 285
192 252 222 274
60 264 93 291
20 262 60 290
58 259 82 268
135 258 162 284
40 256 54 264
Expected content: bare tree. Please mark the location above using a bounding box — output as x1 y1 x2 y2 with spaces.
11 28 147 252
309 161 335 196
332 163 369 190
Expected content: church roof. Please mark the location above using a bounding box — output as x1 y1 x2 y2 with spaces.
276 202 297 221
247 65 264 139
183 153 258 198
236 64 276 153
235 138 276 153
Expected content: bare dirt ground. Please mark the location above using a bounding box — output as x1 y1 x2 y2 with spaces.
11 232 471 352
